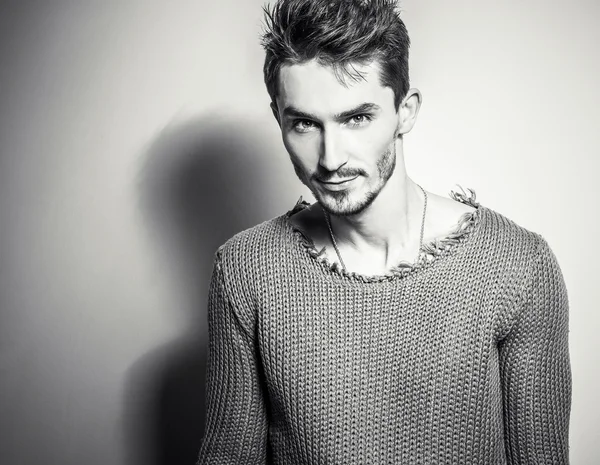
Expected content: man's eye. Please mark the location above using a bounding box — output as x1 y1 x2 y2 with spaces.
293 120 317 132
347 114 372 126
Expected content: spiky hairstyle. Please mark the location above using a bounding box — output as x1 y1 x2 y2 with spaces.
261 0 410 110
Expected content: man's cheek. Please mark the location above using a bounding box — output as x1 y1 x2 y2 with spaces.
289 156 310 184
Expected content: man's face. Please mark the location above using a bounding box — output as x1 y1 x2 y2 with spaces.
273 59 401 216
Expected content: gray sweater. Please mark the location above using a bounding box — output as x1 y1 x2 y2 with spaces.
196 188 571 464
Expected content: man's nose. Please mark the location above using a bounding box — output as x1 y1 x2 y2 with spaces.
318 128 348 172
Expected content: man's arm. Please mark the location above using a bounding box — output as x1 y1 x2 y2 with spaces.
499 236 572 464
196 249 269 465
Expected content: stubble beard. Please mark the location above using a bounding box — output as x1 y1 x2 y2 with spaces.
293 140 397 217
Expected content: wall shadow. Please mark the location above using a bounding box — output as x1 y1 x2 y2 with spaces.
124 114 275 465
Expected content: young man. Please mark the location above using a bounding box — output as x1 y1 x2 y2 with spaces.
196 1 571 464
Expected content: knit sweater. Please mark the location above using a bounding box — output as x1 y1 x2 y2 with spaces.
196 187 571 465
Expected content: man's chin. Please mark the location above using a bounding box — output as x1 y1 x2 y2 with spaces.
317 192 374 217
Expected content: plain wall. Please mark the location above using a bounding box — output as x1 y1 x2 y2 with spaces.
0 1 598 464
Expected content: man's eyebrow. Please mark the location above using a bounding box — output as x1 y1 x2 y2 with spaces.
334 103 381 120
282 106 318 120
281 103 381 121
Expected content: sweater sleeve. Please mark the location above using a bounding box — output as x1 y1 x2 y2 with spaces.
196 250 269 464
499 236 572 464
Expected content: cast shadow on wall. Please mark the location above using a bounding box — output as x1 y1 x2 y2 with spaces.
124 115 275 465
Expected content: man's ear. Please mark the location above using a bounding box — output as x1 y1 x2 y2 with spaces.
270 101 281 128
397 88 422 136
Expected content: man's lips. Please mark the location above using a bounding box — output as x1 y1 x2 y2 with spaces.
318 175 359 185
316 175 360 191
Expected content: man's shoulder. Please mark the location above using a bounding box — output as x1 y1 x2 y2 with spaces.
478 205 548 267
214 213 289 269
445 186 545 259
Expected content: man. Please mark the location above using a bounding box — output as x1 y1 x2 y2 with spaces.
196 0 571 463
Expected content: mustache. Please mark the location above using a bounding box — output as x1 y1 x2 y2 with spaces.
313 168 366 183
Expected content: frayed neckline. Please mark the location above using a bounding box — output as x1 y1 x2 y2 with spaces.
283 185 484 283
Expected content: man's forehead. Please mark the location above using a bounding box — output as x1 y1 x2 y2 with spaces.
276 59 394 115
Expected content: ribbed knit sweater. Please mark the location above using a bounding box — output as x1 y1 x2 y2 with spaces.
196 188 571 465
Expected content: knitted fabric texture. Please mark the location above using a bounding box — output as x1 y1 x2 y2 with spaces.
196 188 572 465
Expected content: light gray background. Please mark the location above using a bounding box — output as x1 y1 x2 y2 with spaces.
0 1 598 464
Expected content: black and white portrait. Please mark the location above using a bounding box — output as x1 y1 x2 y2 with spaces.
0 1 596 464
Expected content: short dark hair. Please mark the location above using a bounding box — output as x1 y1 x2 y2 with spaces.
261 0 410 110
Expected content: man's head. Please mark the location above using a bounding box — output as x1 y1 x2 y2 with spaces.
262 0 410 111
261 0 420 216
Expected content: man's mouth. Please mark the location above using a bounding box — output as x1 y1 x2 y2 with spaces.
317 175 359 190
319 175 359 184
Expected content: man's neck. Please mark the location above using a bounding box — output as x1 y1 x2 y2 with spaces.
328 170 426 266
